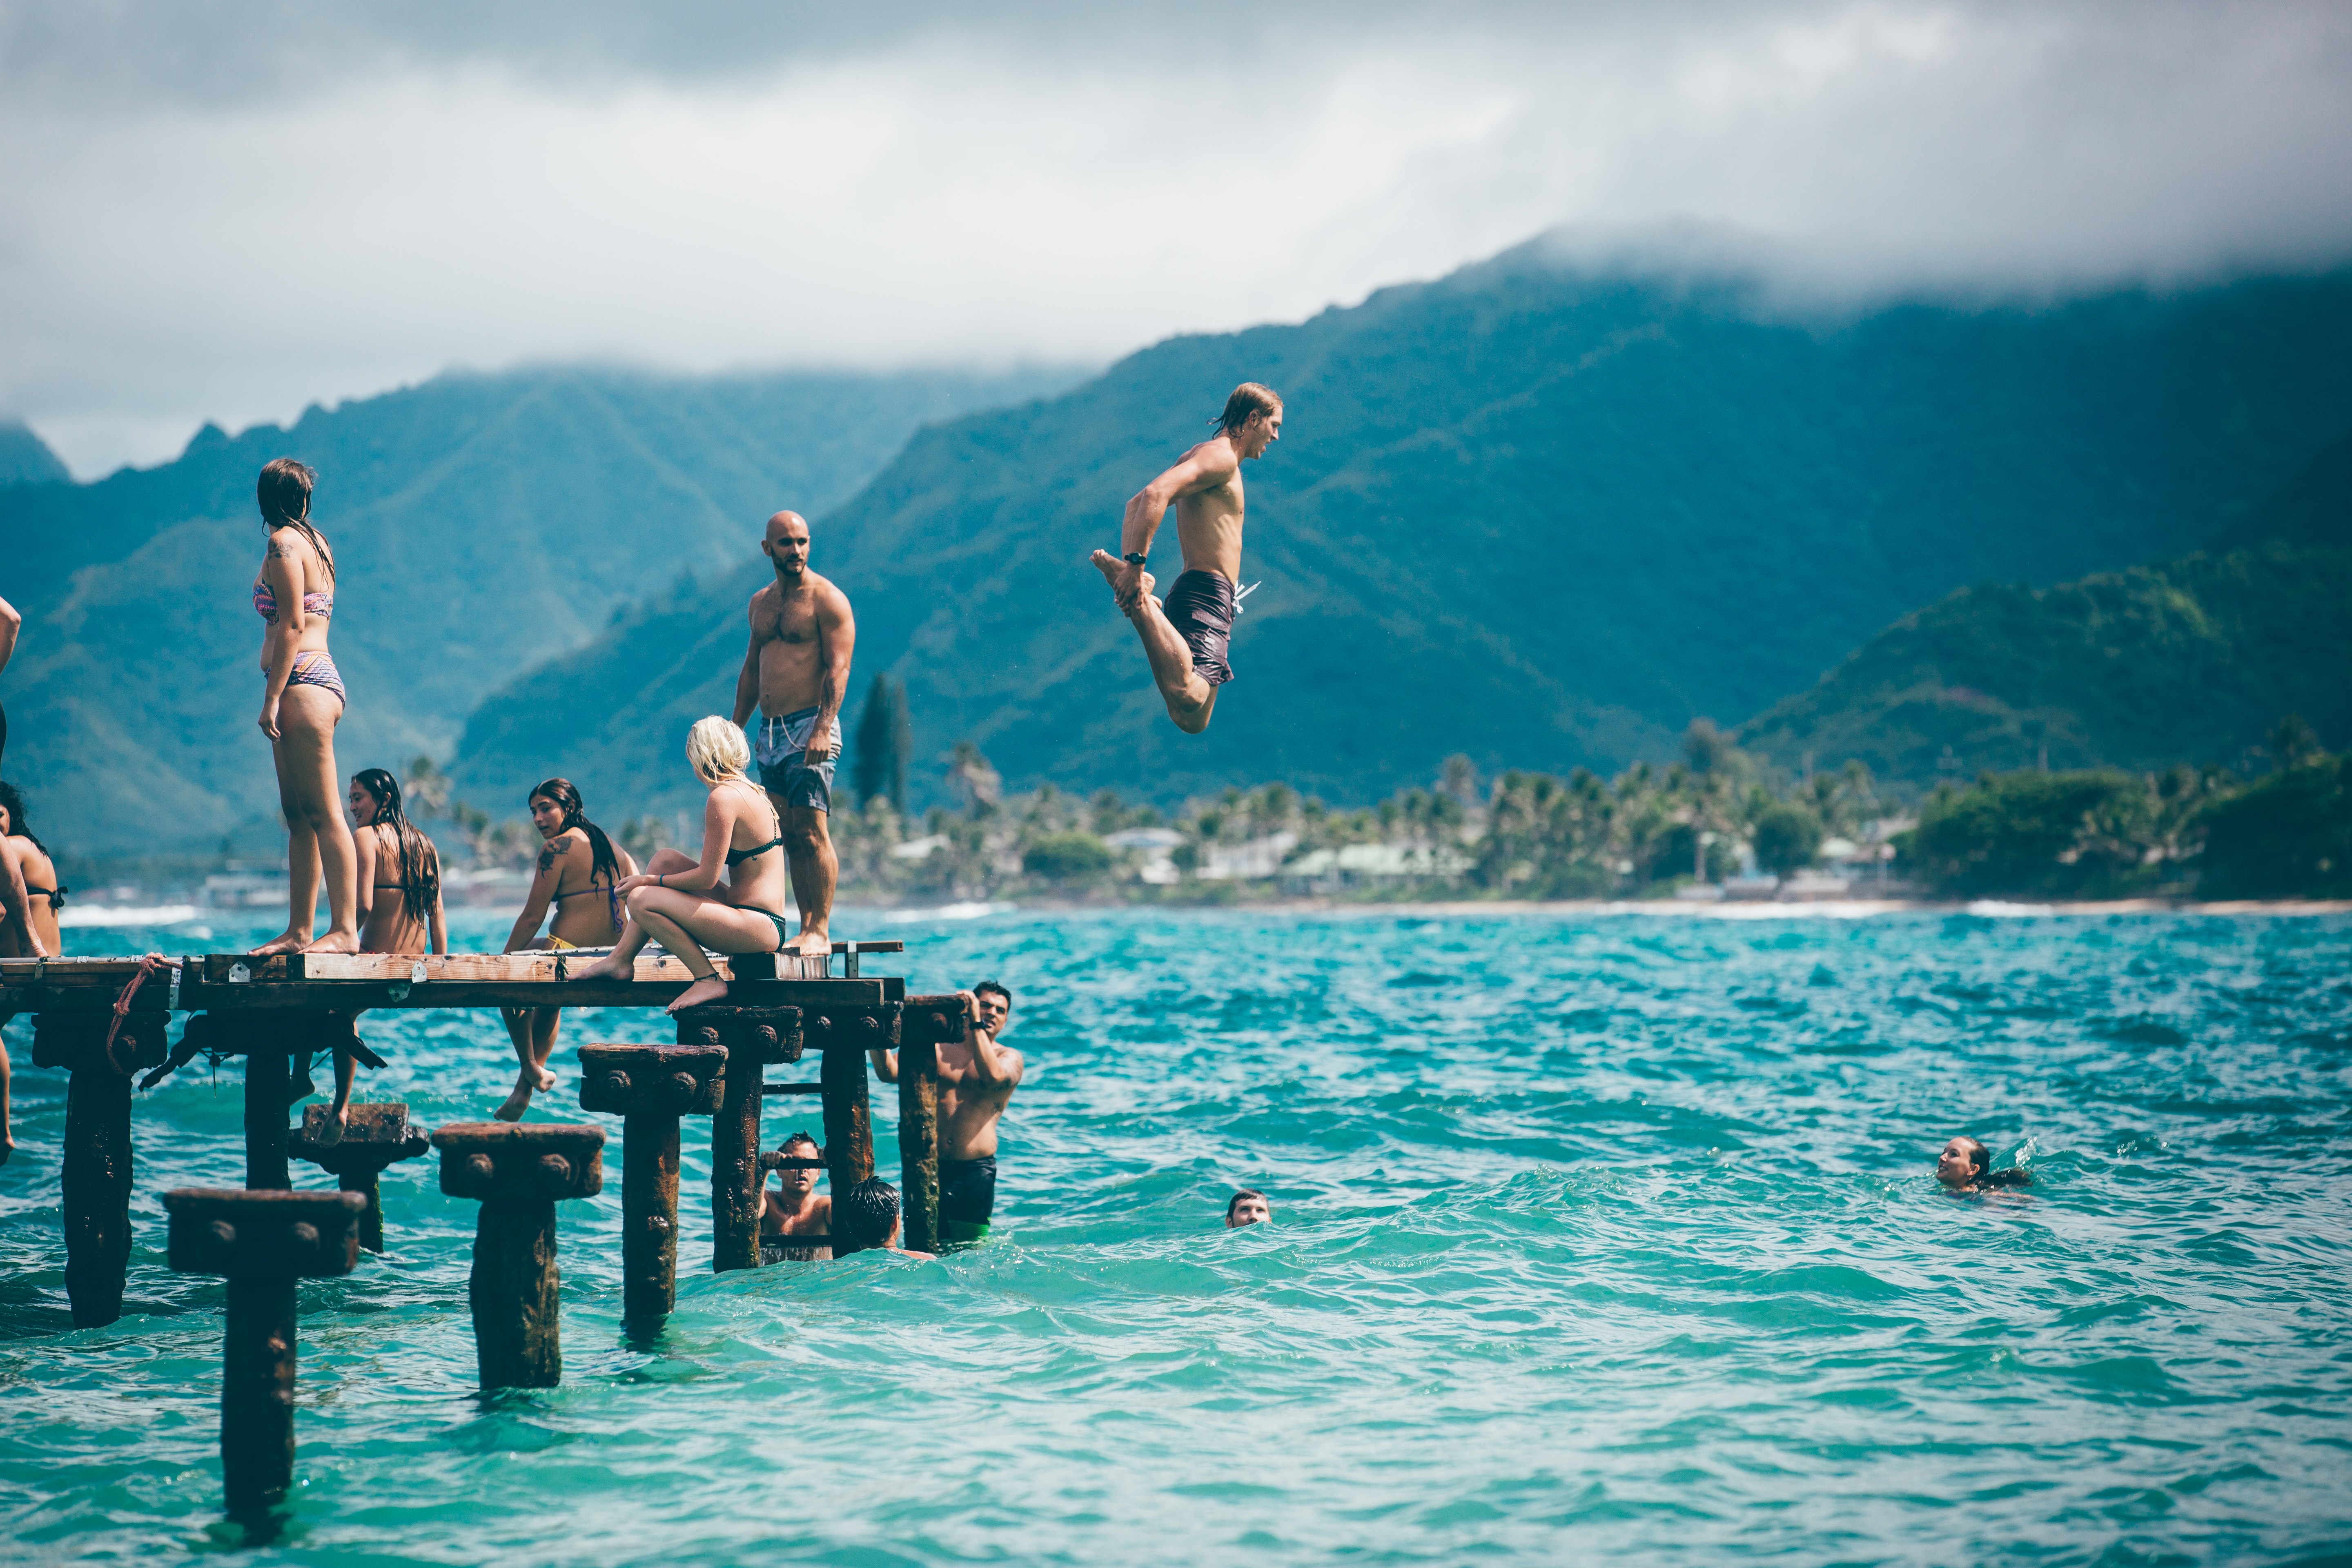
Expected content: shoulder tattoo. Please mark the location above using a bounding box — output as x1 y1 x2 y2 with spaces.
267 540 286 559
537 844 558 873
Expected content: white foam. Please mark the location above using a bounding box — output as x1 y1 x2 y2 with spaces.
1964 900 2058 918
881 901 1017 923
1610 900 1906 921
58 904 204 928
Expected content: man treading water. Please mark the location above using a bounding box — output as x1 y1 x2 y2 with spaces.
760 1130 832 1263
871 981 1023 1244
1089 383 1283 734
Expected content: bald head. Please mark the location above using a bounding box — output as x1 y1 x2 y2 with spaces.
762 510 811 579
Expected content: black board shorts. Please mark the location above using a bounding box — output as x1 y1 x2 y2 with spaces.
941 1154 997 1243
1162 569 1236 687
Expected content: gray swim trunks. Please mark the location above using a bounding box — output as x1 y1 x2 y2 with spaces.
753 707 839 813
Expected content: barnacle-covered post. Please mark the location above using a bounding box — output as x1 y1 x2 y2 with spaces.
432 1121 604 1389
810 1009 885 1253
895 995 971 1257
290 1104 430 1254
577 1043 724 1318
674 1007 804 1273
163 1187 365 1511
34 1011 169 1328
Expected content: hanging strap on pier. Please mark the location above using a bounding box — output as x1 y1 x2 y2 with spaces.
103 952 174 1075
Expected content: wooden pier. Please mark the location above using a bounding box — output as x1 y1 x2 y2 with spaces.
1 945 970 1328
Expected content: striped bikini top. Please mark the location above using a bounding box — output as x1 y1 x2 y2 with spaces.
254 579 333 624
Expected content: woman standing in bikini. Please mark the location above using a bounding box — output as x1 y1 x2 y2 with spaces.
495 778 637 1119
250 458 360 956
575 717 795 1014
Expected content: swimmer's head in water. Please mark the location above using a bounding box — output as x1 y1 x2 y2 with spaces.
972 980 1013 1034
1227 1189 1270 1228
841 1177 902 1249
1211 384 1283 459
1937 1136 1991 1188
775 1130 820 1198
762 510 811 579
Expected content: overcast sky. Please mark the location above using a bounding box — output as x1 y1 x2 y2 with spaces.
4 1 2350 477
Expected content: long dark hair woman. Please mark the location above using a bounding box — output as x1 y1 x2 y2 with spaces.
249 458 360 955
0 782 65 960
496 777 639 1120
348 769 447 956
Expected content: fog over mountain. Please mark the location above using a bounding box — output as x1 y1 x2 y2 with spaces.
6 2 2349 474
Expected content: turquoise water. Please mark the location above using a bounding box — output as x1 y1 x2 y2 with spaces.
3 908 2350 1565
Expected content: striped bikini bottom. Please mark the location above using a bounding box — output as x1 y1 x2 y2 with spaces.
288 650 347 708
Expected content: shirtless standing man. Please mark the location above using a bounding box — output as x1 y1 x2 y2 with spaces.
1088 383 1283 733
728 510 854 957
871 980 1023 1244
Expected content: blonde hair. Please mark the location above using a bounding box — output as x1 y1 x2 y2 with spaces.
686 716 751 783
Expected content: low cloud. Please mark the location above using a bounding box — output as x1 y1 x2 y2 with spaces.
4 1 2349 475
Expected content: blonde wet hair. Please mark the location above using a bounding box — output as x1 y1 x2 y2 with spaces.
686 715 751 783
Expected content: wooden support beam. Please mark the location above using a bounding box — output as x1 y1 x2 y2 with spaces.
163 1187 365 1513
34 1013 169 1328
895 995 969 1258
289 1105 429 1254
433 1122 605 1390
579 1043 723 1319
821 1026 879 1254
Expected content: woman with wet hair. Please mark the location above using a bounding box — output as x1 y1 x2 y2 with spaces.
349 769 446 956
574 717 795 1014
496 778 638 1120
0 782 65 960
249 457 360 956
1936 1134 2032 1191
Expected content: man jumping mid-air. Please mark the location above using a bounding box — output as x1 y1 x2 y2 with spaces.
1089 383 1282 733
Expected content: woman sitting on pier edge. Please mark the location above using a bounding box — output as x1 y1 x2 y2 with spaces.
0 782 64 962
497 778 638 1120
249 458 361 956
0 780 65 1164
351 769 448 959
575 717 794 1013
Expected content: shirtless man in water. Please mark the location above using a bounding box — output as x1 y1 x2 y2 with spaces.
871 981 1022 1244
1089 383 1282 733
728 511 855 957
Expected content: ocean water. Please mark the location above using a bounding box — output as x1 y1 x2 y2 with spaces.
3 908 2349 1566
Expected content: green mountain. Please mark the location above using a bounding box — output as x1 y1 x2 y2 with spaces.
1737 428 2352 785
453 245 2352 822
1 365 1082 855
0 420 69 486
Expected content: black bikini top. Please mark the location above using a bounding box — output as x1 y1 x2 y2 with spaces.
725 790 785 867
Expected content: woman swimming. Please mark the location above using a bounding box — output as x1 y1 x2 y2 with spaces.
249 458 360 956
1936 1135 2031 1191
574 717 795 1014
496 778 638 1120
0 780 63 1165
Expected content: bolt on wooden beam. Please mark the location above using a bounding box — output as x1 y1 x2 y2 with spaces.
289 1105 429 1254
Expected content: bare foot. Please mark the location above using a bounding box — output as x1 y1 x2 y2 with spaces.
494 1081 533 1122
1089 550 1155 615
316 1106 347 1148
794 927 833 958
0 1133 13 1165
666 974 731 1014
250 929 312 957
572 954 635 983
301 929 361 956
533 1062 557 1093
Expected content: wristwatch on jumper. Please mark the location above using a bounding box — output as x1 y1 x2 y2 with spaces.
1122 551 1148 565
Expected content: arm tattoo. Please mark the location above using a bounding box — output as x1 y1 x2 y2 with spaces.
267 540 286 558
537 844 558 874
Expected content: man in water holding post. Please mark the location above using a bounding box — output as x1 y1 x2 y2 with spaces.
871 980 1022 1244
729 510 854 957
1089 383 1282 733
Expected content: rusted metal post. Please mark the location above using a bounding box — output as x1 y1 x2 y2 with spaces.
812 1009 886 1254
896 996 968 1258
163 1187 365 1512
35 1013 167 1329
289 1105 429 1254
432 1121 604 1389
244 1038 292 1190
676 1007 804 1273
578 1043 723 1318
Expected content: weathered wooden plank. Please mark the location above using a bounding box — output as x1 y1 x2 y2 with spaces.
173 976 888 1011
0 957 156 982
